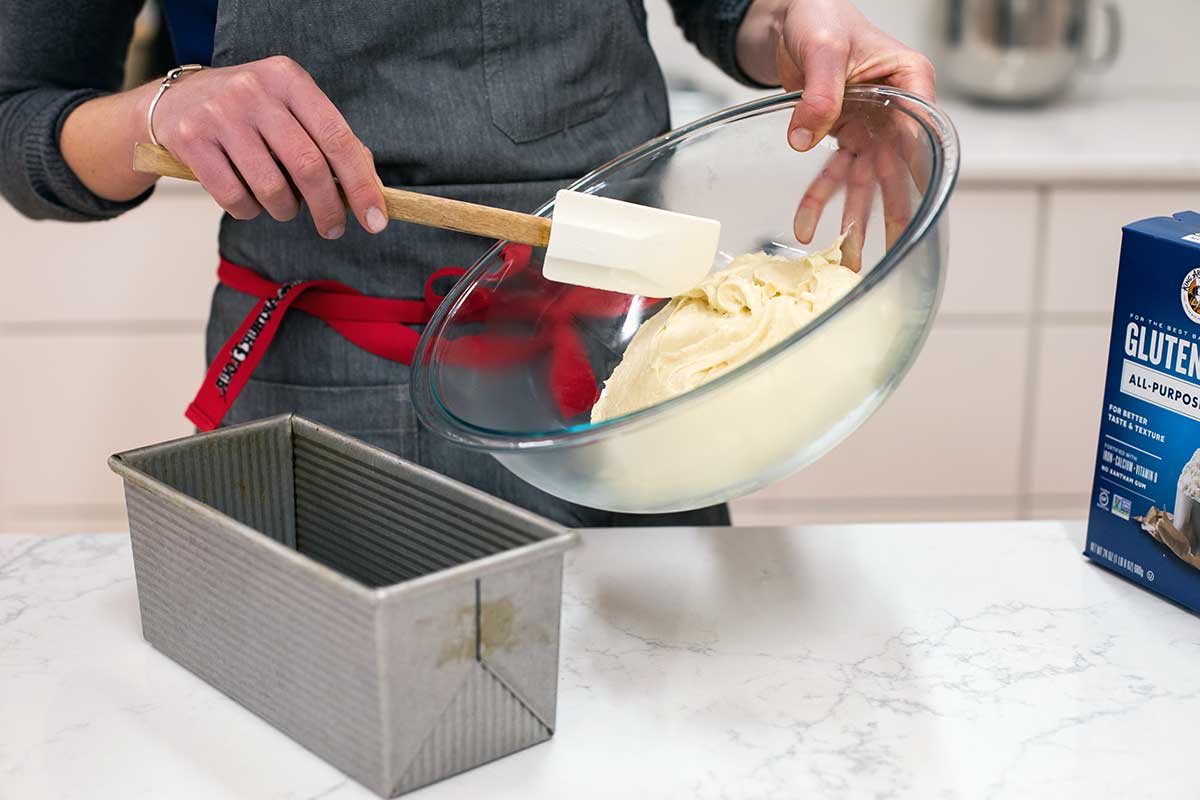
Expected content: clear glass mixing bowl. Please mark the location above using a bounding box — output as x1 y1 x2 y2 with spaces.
412 86 960 513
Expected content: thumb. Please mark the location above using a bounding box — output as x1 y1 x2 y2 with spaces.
784 35 848 151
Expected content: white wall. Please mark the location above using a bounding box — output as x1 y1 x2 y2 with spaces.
858 0 1193 94
647 0 1195 113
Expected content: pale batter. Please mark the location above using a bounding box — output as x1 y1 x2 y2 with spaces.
591 237 860 422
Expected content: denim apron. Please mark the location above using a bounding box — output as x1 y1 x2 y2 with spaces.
205 0 731 527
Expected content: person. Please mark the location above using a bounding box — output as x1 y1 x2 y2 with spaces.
0 0 934 528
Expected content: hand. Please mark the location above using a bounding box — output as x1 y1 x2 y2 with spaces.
149 56 387 239
737 0 935 150
736 0 936 269
791 109 923 269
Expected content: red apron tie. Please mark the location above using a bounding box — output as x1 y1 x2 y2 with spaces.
187 245 655 431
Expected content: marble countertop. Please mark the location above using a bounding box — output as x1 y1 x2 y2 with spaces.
942 90 1200 185
3 521 1199 799
673 85 1200 186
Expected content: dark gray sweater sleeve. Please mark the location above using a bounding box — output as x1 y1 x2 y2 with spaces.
666 0 773 88
0 0 153 221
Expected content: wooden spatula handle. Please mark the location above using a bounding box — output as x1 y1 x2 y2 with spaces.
133 143 552 247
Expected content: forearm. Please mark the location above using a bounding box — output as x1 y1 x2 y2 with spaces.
0 0 149 221
0 85 154 221
60 82 158 202
666 0 768 87
735 0 787 86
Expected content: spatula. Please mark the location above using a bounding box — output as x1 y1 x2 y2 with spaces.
133 143 720 297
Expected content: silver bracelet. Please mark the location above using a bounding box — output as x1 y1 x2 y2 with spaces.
147 64 204 146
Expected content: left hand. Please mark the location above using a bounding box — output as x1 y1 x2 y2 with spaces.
736 0 937 269
737 0 936 150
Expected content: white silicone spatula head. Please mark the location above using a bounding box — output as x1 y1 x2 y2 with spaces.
542 190 721 297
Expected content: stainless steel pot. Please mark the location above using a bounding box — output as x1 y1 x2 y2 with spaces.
934 0 1121 104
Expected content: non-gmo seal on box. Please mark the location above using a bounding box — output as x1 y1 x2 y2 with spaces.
1086 210 1200 612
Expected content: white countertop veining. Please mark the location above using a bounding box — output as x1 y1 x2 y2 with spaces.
3 521 1200 799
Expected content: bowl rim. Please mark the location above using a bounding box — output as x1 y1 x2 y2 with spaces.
412 85 961 451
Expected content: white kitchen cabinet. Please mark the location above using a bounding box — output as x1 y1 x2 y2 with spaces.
734 186 1040 525
939 189 1039 317
1027 324 1112 502
0 184 220 324
1043 188 1200 315
740 324 1028 506
0 330 203 532
736 183 1200 526
1027 497 1090 520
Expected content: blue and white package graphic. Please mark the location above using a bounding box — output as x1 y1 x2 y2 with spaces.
1086 210 1200 613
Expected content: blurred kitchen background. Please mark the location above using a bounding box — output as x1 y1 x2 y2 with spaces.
2 0 1197 532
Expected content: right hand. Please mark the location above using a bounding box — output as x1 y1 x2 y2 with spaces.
149 56 387 239
791 106 927 271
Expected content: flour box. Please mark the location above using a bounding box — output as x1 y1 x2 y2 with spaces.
1086 211 1200 612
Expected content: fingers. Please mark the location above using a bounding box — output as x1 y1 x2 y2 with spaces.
896 53 937 103
150 56 388 239
879 54 938 202
282 69 387 234
784 29 848 151
840 153 876 272
220 124 300 222
794 149 853 244
255 103 347 239
770 10 936 265
875 142 914 250
898 117 933 198
178 138 262 221
793 111 921 266
364 145 384 193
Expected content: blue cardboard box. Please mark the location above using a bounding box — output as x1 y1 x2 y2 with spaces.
1086 211 1200 612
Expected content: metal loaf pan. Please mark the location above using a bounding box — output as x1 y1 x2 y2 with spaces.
108 415 578 797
